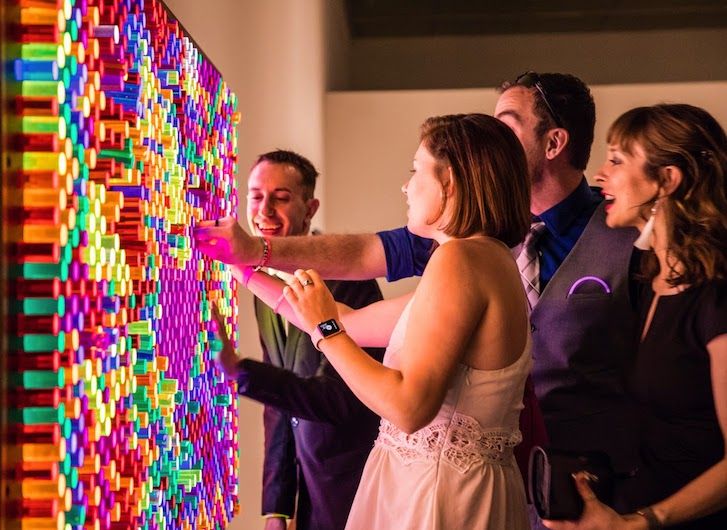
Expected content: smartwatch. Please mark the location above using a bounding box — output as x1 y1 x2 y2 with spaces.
311 319 345 351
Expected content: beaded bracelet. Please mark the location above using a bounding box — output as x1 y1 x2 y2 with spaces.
254 237 271 271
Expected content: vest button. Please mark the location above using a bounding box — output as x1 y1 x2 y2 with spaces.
290 417 299 428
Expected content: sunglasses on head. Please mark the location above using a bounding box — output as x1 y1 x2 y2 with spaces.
515 71 564 129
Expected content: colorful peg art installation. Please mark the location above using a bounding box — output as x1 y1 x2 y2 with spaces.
1 0 241 529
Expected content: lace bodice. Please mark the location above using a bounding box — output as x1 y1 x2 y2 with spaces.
376 414 522 473
375 296 531 473
346 295 532 530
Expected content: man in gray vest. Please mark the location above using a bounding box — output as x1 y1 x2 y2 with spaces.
194 72 640 519
492 73 639 479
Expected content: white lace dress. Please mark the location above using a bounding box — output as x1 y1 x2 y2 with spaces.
345 299 531 530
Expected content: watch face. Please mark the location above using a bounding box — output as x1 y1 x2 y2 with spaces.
318 319 341 337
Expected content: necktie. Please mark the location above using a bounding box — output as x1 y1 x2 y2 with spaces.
517 221 547 310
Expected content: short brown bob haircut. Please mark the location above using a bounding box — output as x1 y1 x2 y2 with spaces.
420 113 530 248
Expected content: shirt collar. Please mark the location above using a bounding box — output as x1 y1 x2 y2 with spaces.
535 177 601 236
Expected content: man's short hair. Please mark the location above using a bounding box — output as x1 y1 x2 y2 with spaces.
500 72 595 171
253 149 319 199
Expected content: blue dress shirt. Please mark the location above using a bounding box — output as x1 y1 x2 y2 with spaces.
534 178 602 289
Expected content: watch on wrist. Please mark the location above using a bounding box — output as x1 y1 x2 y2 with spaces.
311 319 345 351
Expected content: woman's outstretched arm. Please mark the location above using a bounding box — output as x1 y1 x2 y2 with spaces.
283 241 487 434
231 264 410 348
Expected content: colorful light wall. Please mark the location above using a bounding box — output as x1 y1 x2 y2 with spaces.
1 0 240 529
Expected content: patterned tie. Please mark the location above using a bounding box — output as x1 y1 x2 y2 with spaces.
517 221 547 310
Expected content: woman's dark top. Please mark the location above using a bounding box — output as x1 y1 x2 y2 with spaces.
622 280 727 529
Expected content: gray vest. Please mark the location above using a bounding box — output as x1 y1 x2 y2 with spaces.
531 202 640 473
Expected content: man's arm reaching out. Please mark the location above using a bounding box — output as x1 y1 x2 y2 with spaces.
193 217 387 280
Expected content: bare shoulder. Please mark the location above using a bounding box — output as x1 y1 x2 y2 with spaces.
420 237 515 302
427 237 512 273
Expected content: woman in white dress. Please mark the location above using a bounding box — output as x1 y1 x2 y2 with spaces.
214 113 533 529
